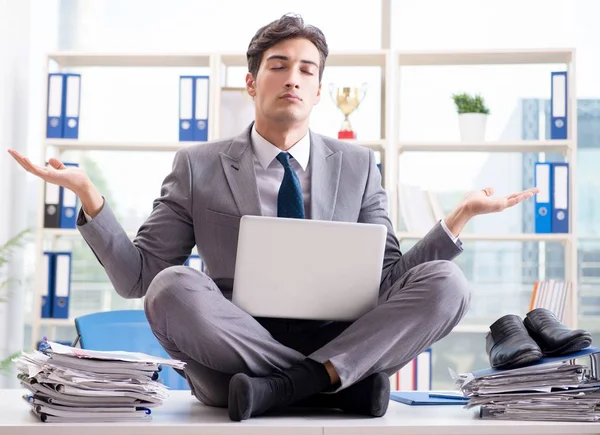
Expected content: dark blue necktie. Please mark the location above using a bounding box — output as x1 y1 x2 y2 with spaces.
276 152 305 219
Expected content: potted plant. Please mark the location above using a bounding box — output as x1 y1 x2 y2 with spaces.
452 92 490 142
0 229 29 375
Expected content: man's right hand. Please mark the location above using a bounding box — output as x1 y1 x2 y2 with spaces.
8 149 105 218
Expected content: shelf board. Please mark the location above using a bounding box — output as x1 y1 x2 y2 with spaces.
36 318 75 327
43 228 80 237
46 49 573 68
396 232 571 242
46 139 383 153
45 140 196 152
44 228 137 239
48 52 212 68
398 140 571 154
398 48 574 66
579 235 600 241
343 139 386 152
452 324 490 333
219 50 388 68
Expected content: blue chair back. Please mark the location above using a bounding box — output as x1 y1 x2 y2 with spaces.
74 310 190 390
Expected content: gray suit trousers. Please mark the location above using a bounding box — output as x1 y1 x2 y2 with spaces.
144 259 471 407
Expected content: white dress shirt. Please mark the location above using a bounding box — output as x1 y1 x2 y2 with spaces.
84 126 460 244
251 125 311 218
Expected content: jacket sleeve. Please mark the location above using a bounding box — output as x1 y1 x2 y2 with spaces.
77 148 196 299
358 150 463 295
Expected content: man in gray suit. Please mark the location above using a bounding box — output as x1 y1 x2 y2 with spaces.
10 14 537 422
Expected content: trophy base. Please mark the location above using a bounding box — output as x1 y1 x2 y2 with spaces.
338 130 356 140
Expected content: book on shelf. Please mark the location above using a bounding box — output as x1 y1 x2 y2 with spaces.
398 184 445 232
219 87 255 139
529 279 572 324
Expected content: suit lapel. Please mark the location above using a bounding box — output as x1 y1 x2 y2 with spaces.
220 124 262 217
310 132 342 220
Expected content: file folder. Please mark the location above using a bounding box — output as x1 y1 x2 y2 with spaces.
534 162 552 233
52 252 72 319
46 73 64 138
392 349 432 390
185 254 204 272
390 391 468 406
62 73 81 139
471 346 600 379
394 357 415 391
44 175 61 228
416 348 432 390
550 71 567 140
41 252 54 318
551 162 569 233
59 162 79 229
179 76 194 141
193 76 209 141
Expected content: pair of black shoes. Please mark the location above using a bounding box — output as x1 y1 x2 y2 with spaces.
486 308 592 370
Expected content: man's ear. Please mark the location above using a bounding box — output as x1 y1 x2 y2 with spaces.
246 72 256 98
314 82 322 106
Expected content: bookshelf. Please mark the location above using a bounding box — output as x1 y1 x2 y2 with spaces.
393 48 578 333
31 48 579 353
30 50 393 349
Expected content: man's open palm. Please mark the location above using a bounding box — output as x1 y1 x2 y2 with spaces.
8 149 89 195
463 187 539 216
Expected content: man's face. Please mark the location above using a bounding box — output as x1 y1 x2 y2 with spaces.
246 38 322 126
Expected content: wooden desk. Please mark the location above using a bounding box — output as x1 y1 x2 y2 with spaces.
1 389 599 435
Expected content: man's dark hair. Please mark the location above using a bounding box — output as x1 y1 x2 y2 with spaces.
246 14 329 82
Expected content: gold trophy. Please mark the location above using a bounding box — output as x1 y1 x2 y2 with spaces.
329 83 367 139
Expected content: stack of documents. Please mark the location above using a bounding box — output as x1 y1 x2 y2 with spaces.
454 347 600 422
14 340 185 423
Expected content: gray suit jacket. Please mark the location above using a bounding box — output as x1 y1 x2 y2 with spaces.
78 123 463 300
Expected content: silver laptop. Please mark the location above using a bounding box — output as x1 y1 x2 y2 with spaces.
232 215 387 322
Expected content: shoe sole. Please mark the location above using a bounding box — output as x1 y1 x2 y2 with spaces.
543 335 592 357
492 349 543 370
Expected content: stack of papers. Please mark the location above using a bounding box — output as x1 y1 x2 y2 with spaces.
454 347 600 422
14 340 185 423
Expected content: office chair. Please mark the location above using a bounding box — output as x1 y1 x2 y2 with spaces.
74 310 190 390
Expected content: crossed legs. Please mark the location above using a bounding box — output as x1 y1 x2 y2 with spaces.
144 260 471 419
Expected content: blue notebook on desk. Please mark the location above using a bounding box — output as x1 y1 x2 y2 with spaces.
390 391 468 406
471 346 600 379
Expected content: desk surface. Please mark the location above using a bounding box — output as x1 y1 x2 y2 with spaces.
1 389 599 435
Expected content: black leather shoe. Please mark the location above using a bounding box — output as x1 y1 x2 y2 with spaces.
486 314 543 370
523 308 592 357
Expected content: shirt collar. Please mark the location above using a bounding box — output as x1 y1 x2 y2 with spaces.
251 124 310 171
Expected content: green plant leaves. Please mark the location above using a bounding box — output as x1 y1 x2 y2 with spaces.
0 351 20 374
0 228 30 375
452 92 490 115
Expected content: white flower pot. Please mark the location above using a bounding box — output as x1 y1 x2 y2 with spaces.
458 113 487 142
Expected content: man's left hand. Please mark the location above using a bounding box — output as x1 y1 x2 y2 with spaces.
444 186 539 237
462 187 539 217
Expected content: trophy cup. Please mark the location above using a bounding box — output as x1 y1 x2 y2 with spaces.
329 83 367 139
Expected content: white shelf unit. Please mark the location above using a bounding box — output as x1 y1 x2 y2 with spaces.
392 48 578 329
30 50 394 349
31 48 579 350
